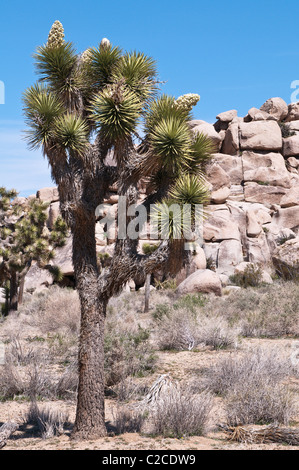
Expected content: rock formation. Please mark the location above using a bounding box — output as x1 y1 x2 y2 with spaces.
22 97 299 296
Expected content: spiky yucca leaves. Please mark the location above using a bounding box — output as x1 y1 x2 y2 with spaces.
46 264 64 282
0 187 18 211
54 113 89 155
114 51 158 103
87 44 123 90
34 42 82 108
144 94 191 136
148 117 192 175
91 82 142 144
23 84 64 150
47 20 65 49
189 132 216 173
169 174 210 207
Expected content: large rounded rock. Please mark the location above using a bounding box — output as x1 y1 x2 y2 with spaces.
239 121 282 151
37 187 59 203
242 151 291 188
190 120 223 150
216 109 237 122
260 97 288 121
272 237 299 279
176 269 222 296
285 103 299 122
282 135 299 157
212 153 243 185
244 182 289 205
217 239 244 276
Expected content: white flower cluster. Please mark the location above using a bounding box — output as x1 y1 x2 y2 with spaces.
175 93 200 112
81 48 93 64
100 38 111 50
47 20 65 48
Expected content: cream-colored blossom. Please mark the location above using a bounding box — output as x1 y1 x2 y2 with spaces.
81 48 93 64
47 20 65 48
175 93 200 112
100 38 111 50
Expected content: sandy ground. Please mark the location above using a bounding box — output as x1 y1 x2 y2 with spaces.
1 337 298 451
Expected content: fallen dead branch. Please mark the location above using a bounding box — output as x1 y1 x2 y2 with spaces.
0 422 18 449
219 424 299 446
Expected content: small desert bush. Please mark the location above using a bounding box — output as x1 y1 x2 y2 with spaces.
24 401 69 439
202 282 299 338
203 347 293 397
197 318 239 350
114 378 149 402
150 388 213 438
104 322 156 387
21 286 80 335
230 264 263 288
156 309 199 351
112 406 146 434
173 293 207 313
156 309 239 351
225 382 296 426
202 347 297 426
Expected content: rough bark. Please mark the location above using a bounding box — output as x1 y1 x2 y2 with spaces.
144 273 151 313
9 272 18 311
71 212 107 440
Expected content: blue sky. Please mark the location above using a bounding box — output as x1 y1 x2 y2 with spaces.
1 0 299 196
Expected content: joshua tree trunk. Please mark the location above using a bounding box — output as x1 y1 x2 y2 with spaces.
9 272 18 311
144 273 151 313
71 213 107 439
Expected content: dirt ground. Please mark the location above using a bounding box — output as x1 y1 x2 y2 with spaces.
1 337 298 451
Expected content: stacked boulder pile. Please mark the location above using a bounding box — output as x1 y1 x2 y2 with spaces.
26 97 299 296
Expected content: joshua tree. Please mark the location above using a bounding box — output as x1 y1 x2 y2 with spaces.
23 20 213 439
0 188 67 311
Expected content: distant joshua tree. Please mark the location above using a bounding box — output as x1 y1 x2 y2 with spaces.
23 20 213 439
0 187 67 312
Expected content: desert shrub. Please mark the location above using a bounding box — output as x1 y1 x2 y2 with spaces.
279 122 296 138
156 308 238 351
202 347 293 397
202 282 299 338
154 279 177 290
112 406 146 434
201 347 297 426
104 323 156 387
24 401 70 439
152 303 171 321
21 286 80 335
156 309 199 351
230 264 263 288
225 382 296 426
55 360 78 400
197 318 239 350
173 293 207 313
150 388 213 438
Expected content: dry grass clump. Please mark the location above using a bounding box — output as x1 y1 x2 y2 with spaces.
21 286 80 335
155 308 239 351
156 309 199 351
112 406 145 435
203 347 293 396
24 401 70 439
104 320 156 388
202 282 299 338
150 387 213 438
201 347 297 426
225 382 295 427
